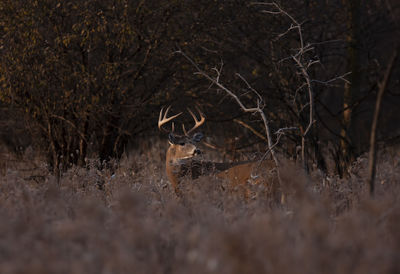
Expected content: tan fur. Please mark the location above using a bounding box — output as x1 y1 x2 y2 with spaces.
165 141 276 196
165 142 198 192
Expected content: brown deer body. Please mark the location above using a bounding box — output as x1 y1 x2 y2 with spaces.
159 106 276 195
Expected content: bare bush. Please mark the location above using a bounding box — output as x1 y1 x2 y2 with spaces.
0 143 399 274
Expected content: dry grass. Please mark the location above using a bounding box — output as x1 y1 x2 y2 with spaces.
0 143 399 274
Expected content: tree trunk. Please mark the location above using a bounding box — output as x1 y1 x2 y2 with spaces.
78 118 89 167
340 0 361 176
46 117 60 177
367 47 398 195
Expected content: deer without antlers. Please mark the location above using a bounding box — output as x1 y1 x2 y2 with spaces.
158 106 276 196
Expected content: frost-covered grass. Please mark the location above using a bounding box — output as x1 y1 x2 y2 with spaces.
0 143 399 274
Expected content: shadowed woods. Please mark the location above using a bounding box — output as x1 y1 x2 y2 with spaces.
0 0 399 273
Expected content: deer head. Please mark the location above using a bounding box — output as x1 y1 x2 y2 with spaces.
158 106 205 193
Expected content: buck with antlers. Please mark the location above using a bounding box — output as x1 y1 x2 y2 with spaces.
158 106 276 196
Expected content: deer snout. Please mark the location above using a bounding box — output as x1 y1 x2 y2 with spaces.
194 148 201 155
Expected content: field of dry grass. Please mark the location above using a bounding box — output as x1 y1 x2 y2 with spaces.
0 142 399 274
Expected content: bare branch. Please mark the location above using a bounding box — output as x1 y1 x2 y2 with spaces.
311 72 352 86
235 73 263 103
233 119 268 142
275 127 299 135
50 114 88 143
176 49 284 201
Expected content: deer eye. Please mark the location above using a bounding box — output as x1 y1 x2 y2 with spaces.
179 142 185 146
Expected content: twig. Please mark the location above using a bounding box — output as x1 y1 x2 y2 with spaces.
233 119 268 142
50 114 88 143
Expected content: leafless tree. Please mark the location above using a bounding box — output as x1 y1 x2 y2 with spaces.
176 49 288 203
254 2 350 171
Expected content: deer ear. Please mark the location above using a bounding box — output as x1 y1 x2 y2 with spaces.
168 133 178 145
192 132 203 143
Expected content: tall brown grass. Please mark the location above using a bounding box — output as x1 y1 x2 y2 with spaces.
0 143 399 274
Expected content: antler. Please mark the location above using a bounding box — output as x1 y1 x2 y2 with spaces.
182 107 205 136
158 106 182 133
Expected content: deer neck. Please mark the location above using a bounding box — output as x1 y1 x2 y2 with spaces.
165 146 181 188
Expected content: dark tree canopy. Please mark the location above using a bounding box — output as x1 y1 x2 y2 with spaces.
1 0 398 175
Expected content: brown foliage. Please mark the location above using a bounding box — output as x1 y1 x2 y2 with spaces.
0 144 399 274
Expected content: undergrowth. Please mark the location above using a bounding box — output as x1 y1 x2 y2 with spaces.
0 144 399 274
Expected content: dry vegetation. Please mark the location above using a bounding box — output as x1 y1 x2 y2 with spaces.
1 1 399 273
0 142 399 274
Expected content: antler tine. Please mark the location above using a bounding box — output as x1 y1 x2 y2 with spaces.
184 107 205 135
158 106 182 132
182 124 187 135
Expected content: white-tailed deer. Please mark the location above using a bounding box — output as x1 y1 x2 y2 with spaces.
159 106 277 196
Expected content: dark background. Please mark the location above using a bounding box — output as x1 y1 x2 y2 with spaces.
1 0 399 176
